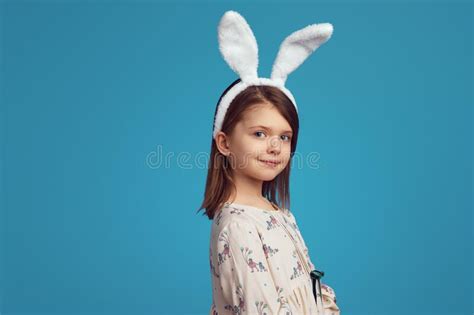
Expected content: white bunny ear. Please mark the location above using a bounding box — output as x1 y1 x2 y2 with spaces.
217 11 259 82
271 23 333 86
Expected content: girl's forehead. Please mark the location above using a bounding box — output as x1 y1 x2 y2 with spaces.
239 113 292 133
243 104 285 123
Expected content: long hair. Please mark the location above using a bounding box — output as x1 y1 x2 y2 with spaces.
197 79 299 220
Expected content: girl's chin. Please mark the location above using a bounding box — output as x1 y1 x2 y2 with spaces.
254 168 281 181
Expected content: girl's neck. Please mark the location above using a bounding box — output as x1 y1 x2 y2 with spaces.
228 172 264 203
226 172 280 210
227 191 276 212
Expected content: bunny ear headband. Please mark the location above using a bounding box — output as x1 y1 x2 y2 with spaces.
212 10 334 139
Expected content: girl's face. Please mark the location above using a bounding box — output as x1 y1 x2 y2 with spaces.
217 102 293 182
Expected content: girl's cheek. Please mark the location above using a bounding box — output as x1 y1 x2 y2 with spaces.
242 136 257 148
255 144 269 155
247 138 266 149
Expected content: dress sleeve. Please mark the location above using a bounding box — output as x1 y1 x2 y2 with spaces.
214 220 292 315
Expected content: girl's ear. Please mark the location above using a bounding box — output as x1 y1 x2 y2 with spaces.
215 131 231 156
271 23 333 86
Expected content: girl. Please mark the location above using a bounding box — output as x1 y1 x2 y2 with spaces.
198 11 340 315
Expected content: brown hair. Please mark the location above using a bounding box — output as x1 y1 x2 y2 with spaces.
197 79 299 220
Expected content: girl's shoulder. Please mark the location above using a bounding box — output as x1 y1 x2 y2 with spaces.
211 202 295 234
211 203 253 231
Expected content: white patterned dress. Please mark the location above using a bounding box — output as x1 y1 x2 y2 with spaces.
209 202 340 315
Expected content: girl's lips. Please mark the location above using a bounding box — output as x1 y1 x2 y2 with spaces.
258 159 281 167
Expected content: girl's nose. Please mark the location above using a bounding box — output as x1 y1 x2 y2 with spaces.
267 136 281 154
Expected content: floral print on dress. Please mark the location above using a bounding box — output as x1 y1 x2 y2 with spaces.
224 283 246 315
276 286 293 315
240 246 268 272
254 301 270 315
289 250 305 280
217 231 232 266
265 214 279 230
262 242 279 258
229 206 245 215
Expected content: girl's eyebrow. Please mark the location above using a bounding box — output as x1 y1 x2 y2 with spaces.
249 125 293 134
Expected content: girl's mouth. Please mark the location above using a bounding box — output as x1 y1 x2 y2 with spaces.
258 159 281 167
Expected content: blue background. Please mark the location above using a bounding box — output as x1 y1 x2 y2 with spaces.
1 1 472 314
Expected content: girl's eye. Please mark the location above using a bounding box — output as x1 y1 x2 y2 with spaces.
254 131 291 141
